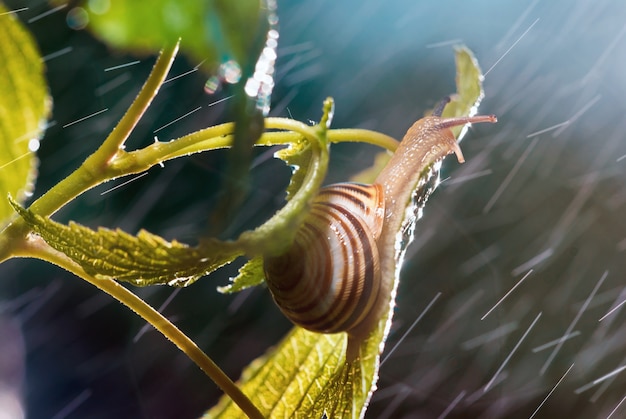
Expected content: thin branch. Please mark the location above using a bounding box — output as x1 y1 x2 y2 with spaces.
15 236 263 419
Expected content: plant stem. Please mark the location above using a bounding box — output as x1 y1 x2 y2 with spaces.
328 128 399 151
15 236 263 419
28 43 179 218
114 124 399 176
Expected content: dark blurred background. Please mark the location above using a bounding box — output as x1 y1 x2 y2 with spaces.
2 0 626 418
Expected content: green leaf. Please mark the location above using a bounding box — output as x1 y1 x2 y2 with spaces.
207 312 386 417
0 4 51 228
274 137 313 201
441 46 485 138
67 0 263 72
217 256 265 294
10 198 242 287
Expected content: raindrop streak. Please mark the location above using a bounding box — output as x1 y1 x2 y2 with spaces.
446 169 493 186
606 393 626 419
378 387 411 419
484 18 540 77
528 363 575 419
380 292 441 366
425 39 463 49
27 3 67 23
593 365 626 387
526 121 570 138
133 288 182 343
104 60 141 72
0 7 28 15
153 106 202 133
461 322 519 351
481 269 533 321
582 24 626 84
208 95 234 107
599 299 626 321
99 172 149 196
575 365 626 394
511 249 553 276
62 108 108 128
437 390 466 419
465 373 509 405
428 290 484 343
532 331 581 353
484 312 542 392
18 280 63 322
41 46 72 62
495 0 540 50
50 389 92 419
551 94 602 137
483 137 539 214
163 67 199 84
95 72 132 96
616 154 626 163
459 244 500 276
540 271 608 375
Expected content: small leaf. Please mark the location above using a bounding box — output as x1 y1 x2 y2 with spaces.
217 256 265 294
441 46 485 138
274 137 313 201
68 0 214 69
11 198 242 287
0 4 51 228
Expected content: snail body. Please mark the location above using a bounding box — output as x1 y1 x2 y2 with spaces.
264 111 497 361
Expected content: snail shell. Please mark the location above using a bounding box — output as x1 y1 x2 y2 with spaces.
264 183 384 335
264 112 497 361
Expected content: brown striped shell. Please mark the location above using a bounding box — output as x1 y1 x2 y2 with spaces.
264 183 384 335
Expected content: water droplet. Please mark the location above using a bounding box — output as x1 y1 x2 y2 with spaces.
243 1 279 116
66 7 89 30
88 0 110 15
28 139 40 152
219 60 242 84
204 76 221 94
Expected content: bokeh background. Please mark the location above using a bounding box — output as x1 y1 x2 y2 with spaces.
2 0 626 418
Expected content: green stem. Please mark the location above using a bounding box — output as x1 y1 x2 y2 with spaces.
113 125 398 177
0 43 179 262
328 128 399 151
14 237 263 419
30 43 179 218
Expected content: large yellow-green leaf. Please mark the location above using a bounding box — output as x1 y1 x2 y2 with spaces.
0 4 50 228
10 197 243 287
62 0 262 71
207 314 386 418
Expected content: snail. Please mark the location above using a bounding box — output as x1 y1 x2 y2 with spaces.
264 104 497 361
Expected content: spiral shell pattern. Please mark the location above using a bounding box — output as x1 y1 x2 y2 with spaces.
264 183 385 335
